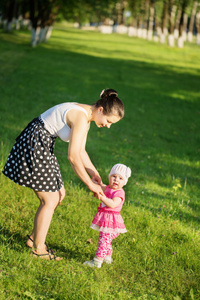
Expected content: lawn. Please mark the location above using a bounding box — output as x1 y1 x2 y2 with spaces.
0 23 200 299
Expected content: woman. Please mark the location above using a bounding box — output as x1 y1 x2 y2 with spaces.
2 89 124 260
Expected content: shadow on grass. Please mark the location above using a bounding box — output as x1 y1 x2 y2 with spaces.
131 192 200 226
0 227 27 251
0 226 90 261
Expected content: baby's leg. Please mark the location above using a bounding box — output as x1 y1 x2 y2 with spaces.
106 233 119 261
96 232 119 259
84 232 107 268
95 232 110 259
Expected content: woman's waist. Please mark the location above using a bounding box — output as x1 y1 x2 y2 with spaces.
39 116 70 142
37 116 57 139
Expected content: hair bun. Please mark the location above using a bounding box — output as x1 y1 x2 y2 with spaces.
108 91 118 97
100 89 118 98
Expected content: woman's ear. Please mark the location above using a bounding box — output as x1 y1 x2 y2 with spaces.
98 107 103 114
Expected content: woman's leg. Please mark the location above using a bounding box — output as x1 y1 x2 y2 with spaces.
33 190 60 252
29 190 63 261
27 186 65 250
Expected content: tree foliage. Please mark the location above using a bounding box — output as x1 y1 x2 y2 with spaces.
0 0 200 47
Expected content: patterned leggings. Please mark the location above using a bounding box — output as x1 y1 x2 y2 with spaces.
95 232 120 259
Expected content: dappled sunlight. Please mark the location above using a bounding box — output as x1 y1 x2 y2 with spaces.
1 24 200 74
0 30 30 45
143 181 173 197
170 91 200 102
157 153 200 169
41 26 200 72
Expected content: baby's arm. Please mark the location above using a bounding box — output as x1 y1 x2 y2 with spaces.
99 194 122 209
100 183 107 192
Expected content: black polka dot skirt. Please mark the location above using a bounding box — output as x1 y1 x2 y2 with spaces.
2 117 63 192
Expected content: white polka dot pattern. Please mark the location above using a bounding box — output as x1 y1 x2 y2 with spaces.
2 118 63 192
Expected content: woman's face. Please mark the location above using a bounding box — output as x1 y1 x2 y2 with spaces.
94 107 121 128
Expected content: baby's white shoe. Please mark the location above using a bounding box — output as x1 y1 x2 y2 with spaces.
84 257 103 268
104 256 113 264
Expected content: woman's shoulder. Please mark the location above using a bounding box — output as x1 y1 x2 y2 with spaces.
66 103 90 119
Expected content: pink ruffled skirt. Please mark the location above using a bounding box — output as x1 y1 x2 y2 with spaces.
90 208 127 234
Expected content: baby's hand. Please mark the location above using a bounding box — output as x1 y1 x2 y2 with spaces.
93 192 105 200
97 194 106 201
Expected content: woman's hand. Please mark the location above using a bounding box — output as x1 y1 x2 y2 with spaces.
92 173 102 185
58 185 66 205
90 182 104 197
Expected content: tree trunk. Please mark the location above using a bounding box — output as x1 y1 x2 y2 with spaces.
13 1 20 30
4 1 16 32
45 26 53 41
168 1 176 46
142 0 149 39
174 6 181 39
160 1 168 43
128 18 137 36
168 2 175 35
182 13 188 42
196 12 200 45
177 2 188 48
137 13 143 37
29 0 39 35
31 27 40 47
20 2 30 30
147 1 155 41
153 6 160 42
188 1 198 42
116 2 125 25
29 0 57 46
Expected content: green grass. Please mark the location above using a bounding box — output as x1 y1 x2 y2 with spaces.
0 23 200 299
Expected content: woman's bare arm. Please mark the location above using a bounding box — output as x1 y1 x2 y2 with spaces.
80 134 102 185
67 109 103 195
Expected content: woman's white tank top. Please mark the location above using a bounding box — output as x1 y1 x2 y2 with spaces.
40 102 88 142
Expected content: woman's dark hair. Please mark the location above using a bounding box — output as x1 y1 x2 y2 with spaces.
94 89 124 118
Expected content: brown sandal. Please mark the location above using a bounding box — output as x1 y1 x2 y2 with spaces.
27 235 55 254
32 250 63 261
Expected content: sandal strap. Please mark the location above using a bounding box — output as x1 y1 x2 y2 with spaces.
27 235 55 254
32 250 61 260
49 254 57 260
32 251 50 257
27 235 34 243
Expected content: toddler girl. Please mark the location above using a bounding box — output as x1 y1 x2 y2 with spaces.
84 163 131 268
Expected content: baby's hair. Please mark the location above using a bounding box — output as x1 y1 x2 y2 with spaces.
94 89 124 118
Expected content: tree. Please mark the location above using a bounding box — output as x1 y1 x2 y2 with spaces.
177 0 191 47
168 0 176 46
196 9 200 44
188 1 198 41
147 0 155 40
1 0 199 48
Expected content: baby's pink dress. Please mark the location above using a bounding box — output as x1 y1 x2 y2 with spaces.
90 186 127 234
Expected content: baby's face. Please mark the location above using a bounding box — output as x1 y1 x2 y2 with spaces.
109 173 125 190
